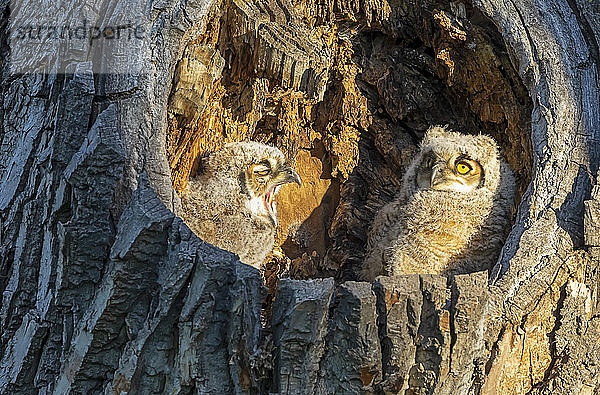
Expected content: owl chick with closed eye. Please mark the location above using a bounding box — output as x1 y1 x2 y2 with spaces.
361 126 516 281
180 142 301 269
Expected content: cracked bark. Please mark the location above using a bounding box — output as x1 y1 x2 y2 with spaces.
0 0 599 393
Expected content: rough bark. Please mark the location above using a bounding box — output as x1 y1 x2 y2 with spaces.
0 0 599 393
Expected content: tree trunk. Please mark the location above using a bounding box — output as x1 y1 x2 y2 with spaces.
0 0 598 393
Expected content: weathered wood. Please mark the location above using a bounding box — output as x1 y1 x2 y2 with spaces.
272 278 334 394
584 184 600 246
0 0 599 392
441 272 489 393
373 275 424 392
373 275 452 393
316 281 381 393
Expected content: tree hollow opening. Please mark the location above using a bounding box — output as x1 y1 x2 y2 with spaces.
166 0 533 283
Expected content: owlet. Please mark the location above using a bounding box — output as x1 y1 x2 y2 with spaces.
181 142 301 269
362 126 516 281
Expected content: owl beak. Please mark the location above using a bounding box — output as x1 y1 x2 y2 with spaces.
262 166 301 227
275 166 302 188
431 166 451 189
431 167 466 191
431 166 442 187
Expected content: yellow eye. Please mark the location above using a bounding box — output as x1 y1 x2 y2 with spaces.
254 167 271 176
456 162 472 175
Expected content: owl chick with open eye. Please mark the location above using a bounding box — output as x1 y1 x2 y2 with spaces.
361 126 516 281
180 142 301 269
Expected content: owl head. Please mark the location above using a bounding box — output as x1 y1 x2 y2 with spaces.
404 126 503 196
200 141 301 223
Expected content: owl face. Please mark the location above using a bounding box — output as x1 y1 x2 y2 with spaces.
245 157 301 223
415 150 483 193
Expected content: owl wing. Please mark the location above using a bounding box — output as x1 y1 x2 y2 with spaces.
180 177 240 247
181 178 274 268
360 196 408 281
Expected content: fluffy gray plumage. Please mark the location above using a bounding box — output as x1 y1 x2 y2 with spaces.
361 126 516 281
180 142 301 269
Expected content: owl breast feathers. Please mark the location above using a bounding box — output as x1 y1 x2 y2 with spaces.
362 126 516 281
180 142 301 269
